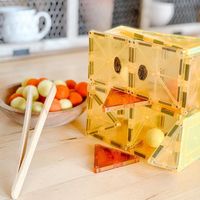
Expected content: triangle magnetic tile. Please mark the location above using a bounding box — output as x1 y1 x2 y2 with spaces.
148 123 182 170
103 88 148 112
94 144 140 173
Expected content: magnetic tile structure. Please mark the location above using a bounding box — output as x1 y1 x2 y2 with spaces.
87 25 200 171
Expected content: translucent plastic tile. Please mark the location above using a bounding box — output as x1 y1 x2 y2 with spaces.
148 123 182 170
178 112 200 171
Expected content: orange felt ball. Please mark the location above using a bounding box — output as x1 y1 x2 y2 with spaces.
69 92 83 106
7 93 23 105
55 85 69 99
75 82 88 97
66 79 77 89
26 78 39 86
50 99 61 112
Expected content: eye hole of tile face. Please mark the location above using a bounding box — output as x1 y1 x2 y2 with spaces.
138 65 148 80
114 57 122 74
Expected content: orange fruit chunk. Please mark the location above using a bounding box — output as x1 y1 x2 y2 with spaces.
55 85 69 99
69 89 76 93
75 82 88 97
50 99 61 112
69 92 83 106
26 78 39 86
66 79 77 89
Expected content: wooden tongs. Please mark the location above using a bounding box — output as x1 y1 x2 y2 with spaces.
11 84 56 199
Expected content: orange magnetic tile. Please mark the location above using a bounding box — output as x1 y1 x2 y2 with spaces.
103 88 147 111
94 144 140 173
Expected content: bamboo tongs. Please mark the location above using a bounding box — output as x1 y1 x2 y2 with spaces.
11 84 56 199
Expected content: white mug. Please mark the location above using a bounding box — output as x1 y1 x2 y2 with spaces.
150 1 174 27
0 6 51 43
80 0 114 31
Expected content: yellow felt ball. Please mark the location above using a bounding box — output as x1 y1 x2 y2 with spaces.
145 128 164 148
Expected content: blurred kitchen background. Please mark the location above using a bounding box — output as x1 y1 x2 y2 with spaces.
0 0 200 60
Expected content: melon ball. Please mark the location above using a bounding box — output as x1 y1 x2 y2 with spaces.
38 80 53 97
60 99 72 110
145 128 164 148
10 97 26 111
32 101 43 113
54 80 66 86
16 86 24 95
22 85 39 101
